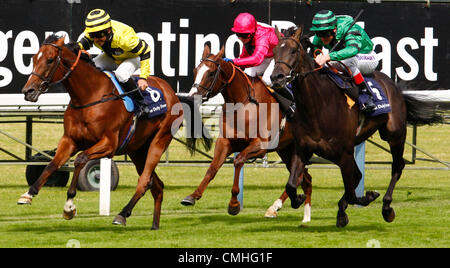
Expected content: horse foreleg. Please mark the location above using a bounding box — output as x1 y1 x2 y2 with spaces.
64 136 117 220
228 141 266 216
337 153 380 227
286 151 308 210
181 138 232 206
264 169 313 220
18 136 76 205
301 169 313 223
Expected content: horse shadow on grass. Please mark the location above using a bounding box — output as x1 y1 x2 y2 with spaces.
168 213 388 233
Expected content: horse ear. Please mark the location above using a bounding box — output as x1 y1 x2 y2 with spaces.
56 36 65 47
294 25 303 40
217 45 225 58
202 44 211 59
275 25 283 40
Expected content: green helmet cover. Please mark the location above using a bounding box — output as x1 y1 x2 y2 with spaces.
310 10 337 32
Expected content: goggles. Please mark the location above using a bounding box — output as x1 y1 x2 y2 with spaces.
236 32 252 39
316 30 334 38
90 30 110 39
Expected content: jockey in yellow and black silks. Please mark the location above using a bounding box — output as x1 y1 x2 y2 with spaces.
78 9 151 114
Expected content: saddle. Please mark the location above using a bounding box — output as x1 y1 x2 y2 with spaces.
324 65 391 117
103 71 168 118
103 71 168 154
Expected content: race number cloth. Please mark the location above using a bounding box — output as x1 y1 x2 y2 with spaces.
104 71 168 118
359 77 391 117
139 86 168 118
325 69 391 116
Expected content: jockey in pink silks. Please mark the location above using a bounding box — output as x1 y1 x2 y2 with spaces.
224 12 295 118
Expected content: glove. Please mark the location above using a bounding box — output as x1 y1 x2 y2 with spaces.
223 57 233 63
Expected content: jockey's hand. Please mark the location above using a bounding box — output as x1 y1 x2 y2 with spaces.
138 78 148 91
223 58 233 63
314 53 331 66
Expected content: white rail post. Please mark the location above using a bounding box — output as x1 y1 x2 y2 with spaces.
99 158 111 216
355 142 366 198
234 152 244 210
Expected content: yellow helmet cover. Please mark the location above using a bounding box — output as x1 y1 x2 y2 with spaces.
85 9 111 33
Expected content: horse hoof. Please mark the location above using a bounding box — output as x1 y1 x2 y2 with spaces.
366 191 380 203
228 204 240 216
382 207 396 223
112 215 126 226
17 196 32 205
181 196 196 206
151 225 159 230
336 213 349 228
63 208 77 220
264 208 278 218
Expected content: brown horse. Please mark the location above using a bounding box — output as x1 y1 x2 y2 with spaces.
17 35 205 230
181 45 313 220
271 26 443 227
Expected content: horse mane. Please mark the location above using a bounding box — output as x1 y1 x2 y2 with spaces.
44 34 95 66
281 26 315 57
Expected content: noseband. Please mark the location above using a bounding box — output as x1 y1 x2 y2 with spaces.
275 37 323 83
31 43 85 94
191 57 235 99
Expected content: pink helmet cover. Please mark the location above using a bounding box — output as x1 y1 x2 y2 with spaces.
231 12 257 33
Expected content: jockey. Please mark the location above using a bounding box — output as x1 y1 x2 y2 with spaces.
310 10 378 113
77 9 151 115
224 12 295 119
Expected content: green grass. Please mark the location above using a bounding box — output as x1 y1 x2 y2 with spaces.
0 120 449 248
0 165 449 248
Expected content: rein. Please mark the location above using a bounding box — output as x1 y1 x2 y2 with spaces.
193 57 258 104
31 43 87 94
192 58 236 98
275 37 323 83
32 42 131 110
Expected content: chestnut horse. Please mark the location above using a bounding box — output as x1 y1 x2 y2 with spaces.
17 35 207 230
271 26 443 227
181 45 313 221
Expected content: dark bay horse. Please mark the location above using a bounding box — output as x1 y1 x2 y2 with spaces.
17 35 205 230
270 26 443 227
181 45 313 221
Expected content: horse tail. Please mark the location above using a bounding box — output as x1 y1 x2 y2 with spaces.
397 82 445 126
177 95 213 155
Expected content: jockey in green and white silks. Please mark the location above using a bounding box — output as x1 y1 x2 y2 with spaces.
310 10 378 113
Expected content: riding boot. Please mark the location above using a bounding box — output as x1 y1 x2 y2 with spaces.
121 78 150 116
273 84 295 120
358 80 376 114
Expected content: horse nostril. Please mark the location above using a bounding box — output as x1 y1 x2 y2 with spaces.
271 73 285 83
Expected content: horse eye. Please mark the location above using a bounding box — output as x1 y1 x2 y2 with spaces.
47 58 54 64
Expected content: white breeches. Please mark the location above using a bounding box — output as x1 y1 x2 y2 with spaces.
244 57 275 86
329 51 379 77
93 53 140 83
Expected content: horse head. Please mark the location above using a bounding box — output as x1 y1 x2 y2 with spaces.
188 44 227 100
22 36 66 102
271 25 305 88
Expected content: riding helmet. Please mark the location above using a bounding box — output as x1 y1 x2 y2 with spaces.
310 10 337 32
231 13 257 34
85 9 112 33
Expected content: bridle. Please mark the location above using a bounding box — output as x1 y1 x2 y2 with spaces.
30 43 85 94
191 57 236 100
275 37 323 83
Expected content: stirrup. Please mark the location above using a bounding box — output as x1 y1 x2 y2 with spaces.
361 98 376 113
